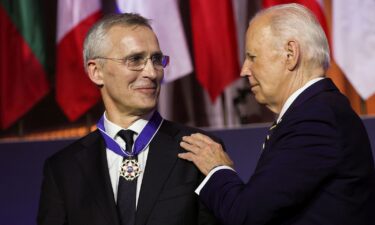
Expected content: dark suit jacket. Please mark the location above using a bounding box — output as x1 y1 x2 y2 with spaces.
200 79 375 225
37 120 218 225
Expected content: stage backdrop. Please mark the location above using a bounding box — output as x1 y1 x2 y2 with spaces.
1 117 375 225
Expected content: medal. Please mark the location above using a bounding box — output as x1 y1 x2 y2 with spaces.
120 158 142 181
97 111 163 181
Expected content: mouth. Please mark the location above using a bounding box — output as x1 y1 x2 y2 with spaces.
134 86 158 95
250 84 259 89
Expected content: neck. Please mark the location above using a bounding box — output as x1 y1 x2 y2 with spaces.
104 107 154 129
101 94 154 128
272 67 325 114
105 111 140 129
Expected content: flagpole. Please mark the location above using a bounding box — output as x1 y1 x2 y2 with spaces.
85 113 92 134
221 93 228 127
360 98 367 115
17 120 24 137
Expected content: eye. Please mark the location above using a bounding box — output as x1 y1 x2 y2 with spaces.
151 54 163 65
246 53 256 62
126 55 144 65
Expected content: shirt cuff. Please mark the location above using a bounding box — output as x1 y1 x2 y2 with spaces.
195 166 235 195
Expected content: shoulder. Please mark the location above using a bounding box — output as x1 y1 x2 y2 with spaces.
289 89 361 128
46 130 102 164
162 120 204 134
161 120 222 143
275 88 368 149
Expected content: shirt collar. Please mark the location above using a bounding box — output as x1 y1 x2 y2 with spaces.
103 111 154 139
277 77 324 123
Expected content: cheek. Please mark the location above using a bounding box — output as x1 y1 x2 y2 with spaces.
256 73 275 97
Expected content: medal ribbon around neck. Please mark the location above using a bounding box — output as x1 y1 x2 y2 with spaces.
97 111 164 157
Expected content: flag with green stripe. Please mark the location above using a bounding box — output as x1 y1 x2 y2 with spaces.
0 0 50 129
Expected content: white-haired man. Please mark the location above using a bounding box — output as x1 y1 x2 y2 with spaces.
179 4 375 225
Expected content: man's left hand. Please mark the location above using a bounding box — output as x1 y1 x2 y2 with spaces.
178 133 234 175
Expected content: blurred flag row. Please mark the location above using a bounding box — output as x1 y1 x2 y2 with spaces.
0 0 240 129
1 0 374 130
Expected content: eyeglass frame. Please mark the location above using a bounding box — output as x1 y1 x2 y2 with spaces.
93 54 170 71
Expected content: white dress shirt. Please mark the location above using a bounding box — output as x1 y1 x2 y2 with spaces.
195 77 325 194
103 112 154 207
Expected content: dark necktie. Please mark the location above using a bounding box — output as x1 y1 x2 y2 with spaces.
117 130 137 225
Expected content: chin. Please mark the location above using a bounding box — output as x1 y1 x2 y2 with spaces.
139 102 157 112
254 94 265 104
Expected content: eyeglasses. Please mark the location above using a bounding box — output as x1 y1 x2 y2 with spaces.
95 54 170 71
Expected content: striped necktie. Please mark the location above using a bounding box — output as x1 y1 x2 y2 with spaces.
262 121 278 151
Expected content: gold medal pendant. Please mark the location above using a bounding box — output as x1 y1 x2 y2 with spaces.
120 158 142 181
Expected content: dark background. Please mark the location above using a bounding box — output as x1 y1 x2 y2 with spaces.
1 118 375 225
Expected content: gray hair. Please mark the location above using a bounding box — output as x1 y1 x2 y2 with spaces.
254 3 330 70
83 13 152 69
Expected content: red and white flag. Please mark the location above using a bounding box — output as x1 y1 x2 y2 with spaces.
203 0 249 127
56 0 102 121
116 0 193 83
190 0 240 102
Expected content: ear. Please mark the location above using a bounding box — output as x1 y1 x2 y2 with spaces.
86 59 104 87
285 40 300 71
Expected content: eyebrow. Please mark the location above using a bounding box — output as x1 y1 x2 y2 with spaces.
125 50 163 57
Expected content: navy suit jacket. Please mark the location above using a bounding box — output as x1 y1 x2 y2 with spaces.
200 79 375 225
37 120 218 225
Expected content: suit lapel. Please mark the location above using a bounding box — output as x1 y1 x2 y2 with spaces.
74 131 120 225
136 121 180 225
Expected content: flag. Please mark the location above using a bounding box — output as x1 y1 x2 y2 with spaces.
203 0 251 127
332 0 375 99
56 0 102 121
116 0 193 83
190 0 240 102
0 1 50 129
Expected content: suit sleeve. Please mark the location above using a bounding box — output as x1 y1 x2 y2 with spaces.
197 199 221 225
200 106 340 225
198 134 224 225
37 159 67 225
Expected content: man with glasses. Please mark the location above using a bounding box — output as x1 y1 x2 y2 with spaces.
37 13 218 225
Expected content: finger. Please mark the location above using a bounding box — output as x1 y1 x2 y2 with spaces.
182 136 206 148
191 134 224 154
180 141 201 154
191 133 215 144
177 152 194 162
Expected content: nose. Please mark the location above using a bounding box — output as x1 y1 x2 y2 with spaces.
240 60 252 78
142 59 158 79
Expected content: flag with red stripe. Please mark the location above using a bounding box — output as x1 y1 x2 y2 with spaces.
0 1 50 129
190 0 240 102
56 0 102 121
